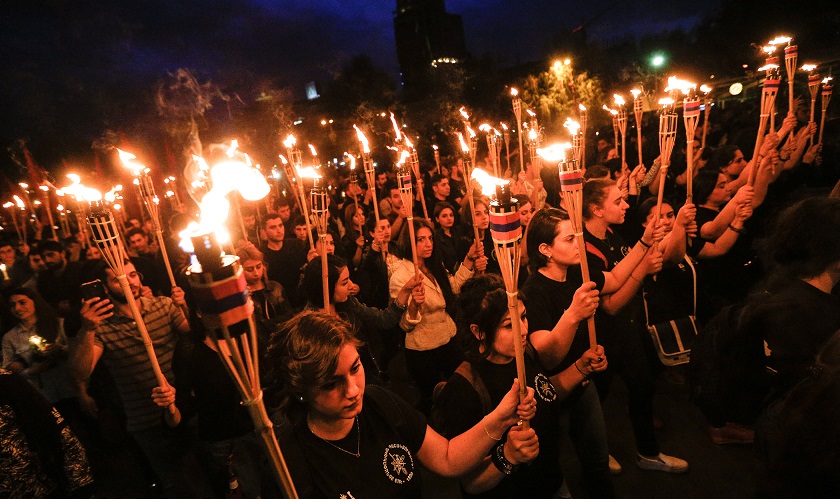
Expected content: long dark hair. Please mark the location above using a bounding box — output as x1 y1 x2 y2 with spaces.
302 254 347 308
397 217 457 317
456 274 516 362
525 207 570 271
8 287 61 343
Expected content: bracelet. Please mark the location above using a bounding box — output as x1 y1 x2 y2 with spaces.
728 224 745 234
574 360 591 379
483 423 502 442
638 239 652 249
466 255 477 262
393 299 408 311
491 442 517 475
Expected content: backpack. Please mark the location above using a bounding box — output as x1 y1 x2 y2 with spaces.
688 302 769 426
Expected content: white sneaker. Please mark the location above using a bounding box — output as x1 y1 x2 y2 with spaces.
636 453 689 473
608 454 622 475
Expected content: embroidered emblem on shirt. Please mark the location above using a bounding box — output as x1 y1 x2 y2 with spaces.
535 373 557 402
383 443 415 484
339 492 356 499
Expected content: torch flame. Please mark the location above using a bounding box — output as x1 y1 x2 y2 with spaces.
613 94 626 106
526 109 536 117
396 150 411 167
823 77 834 85
459 106 470 120
665 76 696 94
630 88 642 99
13 195 25 209
404 136 414 149
768 36 792 46
226 140 239 157
579 103 587 112
500 122 508 131
801 64 817 72
283 134 296 149
61 175 102 203
758 64 780 72
762 45 777 55
296 166 321 179
563 118 581 136
117 148 147 176
308 144 318 157
700 85 712 94
279 154 288 165
389 112 402 142
345 152 356 170
528 128 538 141
658 97 675 106
458 133 470 153
353 125 371 153
432 144 439 151
510 88 519 97
2 202 13 209
467 126 476 139
471 168 508 197
536 143 572 163
479 123 492 132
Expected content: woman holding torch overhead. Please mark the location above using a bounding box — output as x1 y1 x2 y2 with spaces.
265 310 535 499
433 274 607 498
390 218 486 410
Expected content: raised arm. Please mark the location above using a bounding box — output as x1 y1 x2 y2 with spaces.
529 282 598 369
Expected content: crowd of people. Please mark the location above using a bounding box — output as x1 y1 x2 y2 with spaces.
1 98 839 498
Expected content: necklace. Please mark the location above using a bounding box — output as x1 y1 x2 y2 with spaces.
310 416 361 458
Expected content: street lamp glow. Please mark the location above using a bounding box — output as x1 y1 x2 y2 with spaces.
651 54 666 68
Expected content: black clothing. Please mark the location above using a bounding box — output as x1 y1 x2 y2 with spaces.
261 239 307 307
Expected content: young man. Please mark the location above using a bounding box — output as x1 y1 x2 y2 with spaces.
36 240 83 317
125 227 169 296
260 213 308 307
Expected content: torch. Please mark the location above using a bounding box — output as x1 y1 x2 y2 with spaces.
310 174 331 312
404 136 428 219
458 132 483 267
579 104 588 170
511 88 525 176
282 135 315 251
631 89 645 169
396 151 420 280
432 144 441 175
748 66 781 186
527 110 541 180
472 167 529 429
119 150 182 298
818 77 833 146
615 94 628 175
655 96 679 225
80 187 179 420
537 144 597 350
4 201 24 243
803 65 820 147
180 229 299 499
682 85 701 203
480 124 500 177
763 44 781 131
783 40 798 116
700 85 713 150
345 152 360 212
564 118 582 164
501 123 511 174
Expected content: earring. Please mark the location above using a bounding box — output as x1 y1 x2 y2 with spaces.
298 395 305 403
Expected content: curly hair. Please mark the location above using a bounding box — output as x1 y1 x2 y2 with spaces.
264 311 362 422
455 274 517 361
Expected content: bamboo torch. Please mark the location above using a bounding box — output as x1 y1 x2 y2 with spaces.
480 124 500 178
763 44 781 131
803 65 820 147
682 85 701 203
818 77 833 146
432 144 441 175
631 89 645 169
118 149 182 297
77 186 179 421
748 67 781 186
579 104 588 170
511 89 525 176
309 175 331 312
179 170 297 497
282 135 315 252
655 95 679 224
700 85 713 150
527 110 541 180
404 136 428 219
615 94 628 176
783 40 798 116
537 144 597 350
458 132 483 267
472 167 529 429
4 201 24 243
396 151 420 280
501 123 511 174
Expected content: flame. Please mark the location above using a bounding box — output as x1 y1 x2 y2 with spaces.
297 166 321 179
467 126 476 139
432 144 439 151
389 112 402 142
700 84 712 94
279 154 289 164
19 183 28 189
630 88 642 99
563 118 581 136
758 64 780 72
526 109 536 117
579 103 587 112
479 123 492 132
510 88 519 97
603 105 618 116
13 196 25 209
458 133 470 153
353 125 370 153
56 204 64 211
665 76 696 94
471 168 508 197
801 64 817 72
283 134 296 149
762 45 777 55
658 97 675 106
536 143 572 163
500 122 508 131
403 135 414 149
528 128 538 141
345 152 356 170
613 94 626 106
396 150 411 167
226 140 239 157
768 36 792 46
117 149 147 176
2 202 13 209
823 77 834 85
459 106 470 120
61 175 101 203
308 144 318 157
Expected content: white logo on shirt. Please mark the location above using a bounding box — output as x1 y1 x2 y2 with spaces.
339 492 356 499
383 443 415 484
535 373 557 402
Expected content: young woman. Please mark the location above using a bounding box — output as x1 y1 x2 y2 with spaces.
390 218 486 405
236 242 292 332
302 254 423 383
581 178 687 474
266 311 535 498
3 288 76 407
433 201 459 273
457 197 500 275
434 274 607 498
339 203 366 268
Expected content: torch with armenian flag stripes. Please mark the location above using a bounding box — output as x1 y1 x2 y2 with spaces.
472 167 529 429
538 144 598 350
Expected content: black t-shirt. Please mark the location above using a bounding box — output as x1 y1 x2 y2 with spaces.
432 352 564 499
643 258 696 324
522 268 605 375
189 341 253 442
261 239 307 307
282 385 428 499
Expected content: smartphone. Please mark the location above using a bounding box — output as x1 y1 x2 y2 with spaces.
80 279 108 302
